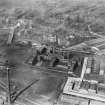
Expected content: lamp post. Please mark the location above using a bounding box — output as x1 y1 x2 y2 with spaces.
6 66 11 105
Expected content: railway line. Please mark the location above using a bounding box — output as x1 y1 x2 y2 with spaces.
30 66 74 78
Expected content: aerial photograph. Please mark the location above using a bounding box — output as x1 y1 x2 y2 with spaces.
0 0 105 105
